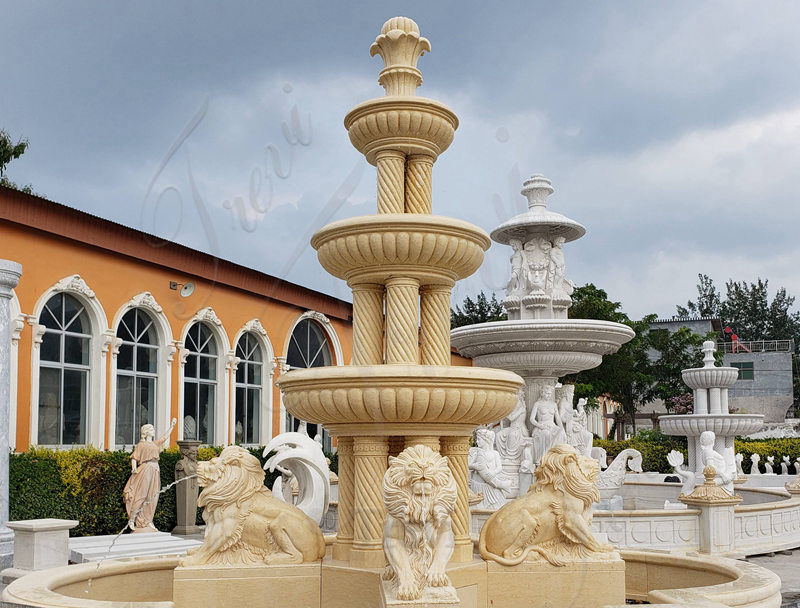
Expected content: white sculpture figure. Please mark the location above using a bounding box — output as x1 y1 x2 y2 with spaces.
781 456 791 475
494 391 532 498
519 444 536 496
264 431 331 525
667 451 696 496
529 383 566 464
795 457 800 475
596 449 643 494
468 428 512 510
765 456 775 475
591 446 609 470
505 239 527 296
382 444 458 603
555 383 573 435
567 397 594 456
524 238 550 293
750 453 762 475
699 431 734 494
548 236 573 311
735 453 745 479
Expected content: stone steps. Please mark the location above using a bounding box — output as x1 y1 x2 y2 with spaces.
69 532 202 563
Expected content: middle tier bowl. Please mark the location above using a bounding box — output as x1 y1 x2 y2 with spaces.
277 365 524 435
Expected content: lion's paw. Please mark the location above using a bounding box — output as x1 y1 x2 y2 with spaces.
428 571 450 587
396 582 419 601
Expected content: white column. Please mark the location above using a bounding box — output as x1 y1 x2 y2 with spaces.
708 387 722 414
694 388 708 415
0 260 22 551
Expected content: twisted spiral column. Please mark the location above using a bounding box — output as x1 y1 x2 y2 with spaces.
420 284 452 366
404 154 433 214
376 150 405 214
332 437 354 561
385 277 420 365
351 283 384 365
351 436 389 568
441 435 472 562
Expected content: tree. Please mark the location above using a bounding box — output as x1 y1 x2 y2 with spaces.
450 291 507 329
0 129 33 194
647 326 711 405
676 274 720 318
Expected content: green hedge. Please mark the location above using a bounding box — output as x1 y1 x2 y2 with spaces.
594 434 800 475
9 446 283 537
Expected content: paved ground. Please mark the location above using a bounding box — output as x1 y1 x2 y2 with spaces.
748 550 800 608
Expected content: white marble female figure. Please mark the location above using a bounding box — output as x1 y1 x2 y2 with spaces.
528 383 566 465
505 239 526 296
468 428 512 510
494 391 532 498
524 238 550 293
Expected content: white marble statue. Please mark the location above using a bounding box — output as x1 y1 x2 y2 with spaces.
529 383 566 465
735 453 745 479
548 236 573 311
567 397 594 457
699 431 734 495
781 456 791 475
263 431 331 525
596 449 643 496
494 391 532 498
469 428 512 510
765 456 775 475
667 451 696 496
591 446 609 470
750 453 762 475
795 457 800 475
505 239 527 296
524 238 550 294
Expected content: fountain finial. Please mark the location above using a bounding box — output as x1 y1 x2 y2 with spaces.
521 174 555 210
702 340 716 368
370 17 431 96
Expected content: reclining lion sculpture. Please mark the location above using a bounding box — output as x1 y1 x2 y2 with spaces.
479 444 615 567
181 445 325 566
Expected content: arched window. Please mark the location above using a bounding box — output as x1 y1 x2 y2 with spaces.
286 318 332 449
115 308 158 447
183 322 217 444
38 293 90 445
234 332 262 445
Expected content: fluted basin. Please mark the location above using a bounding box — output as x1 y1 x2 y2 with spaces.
660 414 764 437
450 319 635 377
682 366 739 389
311 214 491 285
277 365 524 434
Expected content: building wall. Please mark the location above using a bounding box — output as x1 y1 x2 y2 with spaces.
1 192 473 451
724 352 793 423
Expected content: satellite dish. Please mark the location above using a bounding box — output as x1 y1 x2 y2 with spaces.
180 282 195 298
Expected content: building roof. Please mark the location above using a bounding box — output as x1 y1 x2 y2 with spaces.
650 315 723 332
0 185 354 321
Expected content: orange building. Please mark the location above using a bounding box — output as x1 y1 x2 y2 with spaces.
0 186 470 451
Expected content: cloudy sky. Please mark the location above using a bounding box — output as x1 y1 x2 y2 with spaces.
3 1 799 319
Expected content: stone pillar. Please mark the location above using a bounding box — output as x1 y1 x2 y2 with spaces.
404 154 433 214
0 261 21 554
351 283 384 365
1 519 78 582
376 150 405 214
404 436 440 451
172 440 202 536
332 437 355 561
440 436 472 562
419 284 452 366
708 387 722 414
351 436 388 568
679 467 741 555
384 277 419 365
694 388 708 415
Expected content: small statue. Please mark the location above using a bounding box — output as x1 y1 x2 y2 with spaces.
529 383 566 465
750 453 762 475
524 238 550 293
795 457 800 475
382 445 458 603
699 431 733 494
494 391 532 498
667 451 696 496
765 456 775 475
567 397 594 457
469 428 512 510
182 446 325 566
479 444 615 566
596 449 643 494
505 239 527 296
175 440 199 480
123 418 177 532
735 453 746 480
781 456 791 475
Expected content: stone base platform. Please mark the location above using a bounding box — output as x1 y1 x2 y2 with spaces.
69 531 201 563
173 562 321 608
485 555 626 608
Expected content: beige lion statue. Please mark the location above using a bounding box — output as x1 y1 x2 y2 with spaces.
180 445 325 566
382 444 458 602
479 443 615 567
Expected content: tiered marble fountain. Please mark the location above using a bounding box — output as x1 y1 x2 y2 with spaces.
661 340 763 476
278 14 523 584
450 175 635 475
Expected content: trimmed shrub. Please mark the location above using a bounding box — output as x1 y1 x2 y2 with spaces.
10 445 281 537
